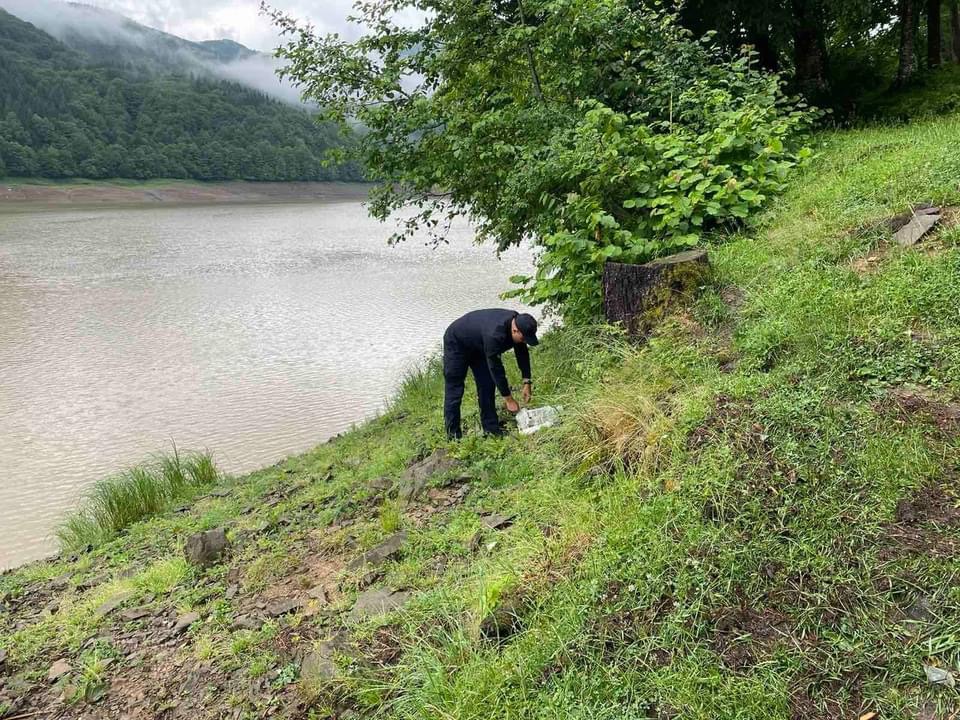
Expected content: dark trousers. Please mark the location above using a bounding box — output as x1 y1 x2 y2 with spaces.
443 339 501 438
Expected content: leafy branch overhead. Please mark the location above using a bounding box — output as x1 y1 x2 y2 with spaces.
269 0 814 322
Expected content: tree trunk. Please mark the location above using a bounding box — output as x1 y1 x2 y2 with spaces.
951 0 960 61
929 0 943 67
603 251 711 336
791 0 830 101
747 25 780 72
898 0 918 84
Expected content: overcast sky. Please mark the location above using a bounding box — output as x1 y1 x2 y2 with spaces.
67 0 359 52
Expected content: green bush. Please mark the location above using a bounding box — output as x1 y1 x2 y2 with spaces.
505 92 813 321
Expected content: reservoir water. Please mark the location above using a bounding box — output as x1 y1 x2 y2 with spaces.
0 194 534 568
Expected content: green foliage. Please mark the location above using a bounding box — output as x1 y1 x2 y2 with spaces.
66 647 116 704
273 1 812 321
379 501 402 533
57 449 221 551
861 64 960 121
0 8 360 182
504 95 812 321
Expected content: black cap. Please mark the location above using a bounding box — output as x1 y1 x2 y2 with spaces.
515 313 539 346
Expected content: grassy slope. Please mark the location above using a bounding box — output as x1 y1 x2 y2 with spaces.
860 64 960 121
2 114 960 719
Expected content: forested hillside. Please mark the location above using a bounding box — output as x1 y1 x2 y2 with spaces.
0 9 359 182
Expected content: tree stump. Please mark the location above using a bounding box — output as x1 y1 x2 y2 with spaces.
603 249 710 335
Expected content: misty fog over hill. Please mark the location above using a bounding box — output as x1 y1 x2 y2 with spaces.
0 5 359 182
0 0 302 104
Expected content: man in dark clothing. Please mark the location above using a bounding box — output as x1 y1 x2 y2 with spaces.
442 309 539 439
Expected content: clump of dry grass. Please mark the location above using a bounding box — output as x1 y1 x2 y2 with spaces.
562 379 673 476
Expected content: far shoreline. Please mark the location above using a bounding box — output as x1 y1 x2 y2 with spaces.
0 178 372 210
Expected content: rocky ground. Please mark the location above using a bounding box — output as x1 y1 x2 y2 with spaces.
0 444 520 719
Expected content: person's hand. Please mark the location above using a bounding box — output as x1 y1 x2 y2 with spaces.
521 382 532 403
504 396 520 414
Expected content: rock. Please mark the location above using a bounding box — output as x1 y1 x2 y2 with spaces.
94 590 135 618
480 513 515 531
266 598 304 617
358 570 383 589
346 531 408 571
48 658 71 682
225 584 239 600
300 632 357 684
119 607 151 622
172 611 200 635
603 250 711 335
77 573 108 591
307 585 328 601
894 208 940 246
232 614 262 631
0 647 6 669
208 488 232 497
923 663 956 687
347 588 413 622
183 527 229 567
369 476 393 493
398 450 460 502
906 596 937 623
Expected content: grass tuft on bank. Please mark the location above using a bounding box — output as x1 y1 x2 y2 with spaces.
1 110 960 719
56 450 219 552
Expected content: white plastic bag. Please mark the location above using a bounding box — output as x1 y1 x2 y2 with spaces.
516 405 562 435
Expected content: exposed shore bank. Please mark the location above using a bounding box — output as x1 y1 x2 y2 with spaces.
0 179 371 209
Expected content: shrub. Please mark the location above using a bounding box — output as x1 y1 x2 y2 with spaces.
505 93 813 321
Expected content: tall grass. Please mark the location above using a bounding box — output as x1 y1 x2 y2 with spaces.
392 355 444 413
57 449 220 552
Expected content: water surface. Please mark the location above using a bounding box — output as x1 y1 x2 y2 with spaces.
0 199 533 568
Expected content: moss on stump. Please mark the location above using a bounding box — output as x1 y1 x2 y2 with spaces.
603 250 711 335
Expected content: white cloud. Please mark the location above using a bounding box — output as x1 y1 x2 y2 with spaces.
81 0 361 51
0 0 384 101
0 0 364 52
1 0 429 102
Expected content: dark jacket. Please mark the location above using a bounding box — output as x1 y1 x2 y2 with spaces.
444 309 532 397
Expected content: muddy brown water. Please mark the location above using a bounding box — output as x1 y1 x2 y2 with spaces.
0 197 534 569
